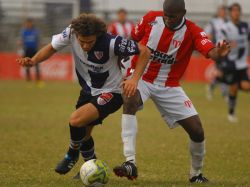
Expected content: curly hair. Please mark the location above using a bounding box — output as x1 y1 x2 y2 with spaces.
70 13 107 37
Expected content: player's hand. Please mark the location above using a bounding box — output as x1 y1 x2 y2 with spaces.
122 78 138 98
217 40 231 57
16 57 35 67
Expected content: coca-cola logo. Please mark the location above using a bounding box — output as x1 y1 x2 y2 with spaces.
41 60 69 79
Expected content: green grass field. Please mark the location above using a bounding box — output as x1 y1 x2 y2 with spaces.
0 80 250 187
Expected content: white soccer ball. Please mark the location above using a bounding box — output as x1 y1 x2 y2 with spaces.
80 159 110 187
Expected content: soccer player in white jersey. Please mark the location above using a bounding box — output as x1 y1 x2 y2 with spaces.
219 3 250 122
108 8 134 38
16 13 151 176
204 5 229 100
113 0 230 183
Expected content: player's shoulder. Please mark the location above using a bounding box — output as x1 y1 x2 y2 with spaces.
143 10 164 21
94 33 116 48
185 19 203 31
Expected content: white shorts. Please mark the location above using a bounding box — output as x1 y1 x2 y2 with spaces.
138 79 198 128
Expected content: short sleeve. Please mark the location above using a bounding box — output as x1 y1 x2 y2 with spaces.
131 13 149 41
113 36 140 56
51 26 71 51
192 24 215 57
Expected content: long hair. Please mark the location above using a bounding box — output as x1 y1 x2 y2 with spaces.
70 13 107 37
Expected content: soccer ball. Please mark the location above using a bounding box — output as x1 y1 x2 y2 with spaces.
80 159 110 187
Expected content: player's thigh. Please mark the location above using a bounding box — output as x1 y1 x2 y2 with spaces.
240 81 250 90
91 92 123 120
152 87 198 128
137 79 152 106
70 103 99 127
239 69 250 90
122 90 143 114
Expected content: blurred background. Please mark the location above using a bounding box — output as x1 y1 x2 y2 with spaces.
0 0 249 82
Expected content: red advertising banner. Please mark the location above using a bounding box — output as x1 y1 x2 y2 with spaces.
0 52 73 81
0 53 249 82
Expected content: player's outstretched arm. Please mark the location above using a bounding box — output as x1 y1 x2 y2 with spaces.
122 44 151 97
207 40 230 61
16 44 57 67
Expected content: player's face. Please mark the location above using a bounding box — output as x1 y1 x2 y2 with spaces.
218 7 226 19
77 35 97 52
230 6 241 22
163 10 185 30
118 12 127 23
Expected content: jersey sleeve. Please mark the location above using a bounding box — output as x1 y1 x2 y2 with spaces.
192 24 215 57
113 36 140 56
108 22 117 36
131 12 151 41
51 26 71 51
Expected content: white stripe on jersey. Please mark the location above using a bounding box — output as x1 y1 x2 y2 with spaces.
143 17 165 77
147 17 165 50
154 24 187 86
115 23 125 37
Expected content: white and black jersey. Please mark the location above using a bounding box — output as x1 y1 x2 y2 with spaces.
220 21 250 70
51 26 140 96
204 17 226 44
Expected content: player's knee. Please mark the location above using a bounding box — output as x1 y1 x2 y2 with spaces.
241 82 250 91
69 113 83 127
123 97 138 114
191 126 204 142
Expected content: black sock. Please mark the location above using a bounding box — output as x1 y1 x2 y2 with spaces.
228 95 237 115
80 136 97 161
68 124 86 158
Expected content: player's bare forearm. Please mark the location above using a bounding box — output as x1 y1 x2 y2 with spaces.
31 44 57 64
130 44 151 82
122 44 150 97
208 40 230 61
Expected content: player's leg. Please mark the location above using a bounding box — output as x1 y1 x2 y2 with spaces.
227 83 238 122
240 80 250 91
73 126 96 179
239 69 250 91
178 116 208 183
73 92 123 179
25 67 31 81
56 103 97 175
114 80 150 180
113 91 141 180
55 92 99 174
151 86 208 183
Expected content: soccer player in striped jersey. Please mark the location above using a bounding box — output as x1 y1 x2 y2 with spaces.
108 8 134 38
113 0 230 183
17 13 151 177
219 3 250 122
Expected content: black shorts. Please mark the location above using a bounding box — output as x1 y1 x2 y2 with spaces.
25 48 37 58
75 90 123 126
222 68 249 85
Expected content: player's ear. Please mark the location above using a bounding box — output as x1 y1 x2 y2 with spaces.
182 9 186 16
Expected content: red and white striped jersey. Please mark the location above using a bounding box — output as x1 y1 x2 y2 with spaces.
131 11 215 87
108 21 134 38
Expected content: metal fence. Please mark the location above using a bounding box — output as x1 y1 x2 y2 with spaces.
1 0 250 52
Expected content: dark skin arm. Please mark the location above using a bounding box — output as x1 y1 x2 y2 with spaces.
207 40 230 61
